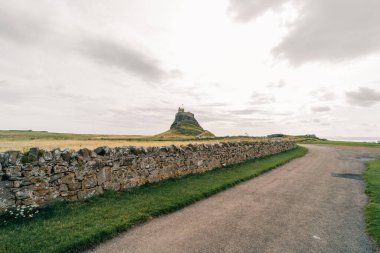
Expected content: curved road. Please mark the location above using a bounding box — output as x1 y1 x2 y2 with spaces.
87 145 380 253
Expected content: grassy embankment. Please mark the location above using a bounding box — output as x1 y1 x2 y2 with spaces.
0 146 307 253
364 157 380 248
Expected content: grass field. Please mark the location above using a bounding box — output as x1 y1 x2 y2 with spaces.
364 157 380 248
1 130 379 153
299 139 380 148
0 130 264 152
0 139 229 152
0 146 307 253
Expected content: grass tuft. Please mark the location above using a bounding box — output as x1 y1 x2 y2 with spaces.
0 147 307 253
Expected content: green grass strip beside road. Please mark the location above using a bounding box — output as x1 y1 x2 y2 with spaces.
0 146 307 253
364 157 380 249
299 140 380 148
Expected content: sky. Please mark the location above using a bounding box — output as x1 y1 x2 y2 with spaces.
0 0 380 137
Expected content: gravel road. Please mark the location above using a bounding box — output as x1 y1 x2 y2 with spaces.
86 145 380 253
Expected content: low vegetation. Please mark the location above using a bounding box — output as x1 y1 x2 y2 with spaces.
0 130 136 141
364 157 380 248
268 134 380 148
0 146 307 253
298 139 380 148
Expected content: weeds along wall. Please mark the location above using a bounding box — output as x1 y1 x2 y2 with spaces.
0 141 296 210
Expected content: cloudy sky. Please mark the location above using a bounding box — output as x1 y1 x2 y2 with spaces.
1 0 379 137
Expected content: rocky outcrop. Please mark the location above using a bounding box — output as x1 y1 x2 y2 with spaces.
157 107 215 138
0 140 297 210
170 108 202 130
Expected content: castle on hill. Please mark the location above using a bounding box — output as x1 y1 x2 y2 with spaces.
155 106 215 138
170 107 201 130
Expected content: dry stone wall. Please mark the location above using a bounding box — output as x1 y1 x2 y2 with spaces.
0 141 296 210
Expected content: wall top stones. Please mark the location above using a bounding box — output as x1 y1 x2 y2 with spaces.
0 141 291 168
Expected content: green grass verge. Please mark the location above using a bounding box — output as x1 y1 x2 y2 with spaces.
364 157 380 249
299 139 380 148
0 130 100 140
0 146 307 253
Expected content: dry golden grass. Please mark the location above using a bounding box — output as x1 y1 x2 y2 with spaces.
0 138 265 152
0 130 268 152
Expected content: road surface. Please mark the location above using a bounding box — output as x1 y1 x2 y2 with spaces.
86 145 380 253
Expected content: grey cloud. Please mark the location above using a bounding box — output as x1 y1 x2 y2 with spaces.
267 80 286 88
202 102 229 107
318 92 335 101
300 119 320 124
132 106 175 118
194 103 291 128
227 0 290 22
108 108 172 124
229 0 380 65
272 0 380 65
167 83 224 103
230 108 267 115
194 108 265 125
251 92 276 104
199 111 274 127
0 82 44 105
43 85 102 102
228 108 291 117
81 37 177 83
0 2 50 44
0 89 30 105
197 114 236 124
312 89 335 101
311 106 331 112
169 69 183 79
0 2 180 84
0 82 99 108
0 80 8 87
346 87 380 107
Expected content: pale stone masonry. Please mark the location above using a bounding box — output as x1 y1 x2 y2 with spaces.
0 141 296 210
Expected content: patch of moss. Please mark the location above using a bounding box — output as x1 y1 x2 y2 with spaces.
20 151 29 163
38 149 44 159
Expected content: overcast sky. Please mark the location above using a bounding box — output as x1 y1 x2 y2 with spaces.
1 0 379 137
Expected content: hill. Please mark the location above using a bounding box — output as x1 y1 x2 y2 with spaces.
156 107 215 139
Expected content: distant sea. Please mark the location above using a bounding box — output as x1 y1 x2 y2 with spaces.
323 137 380 143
